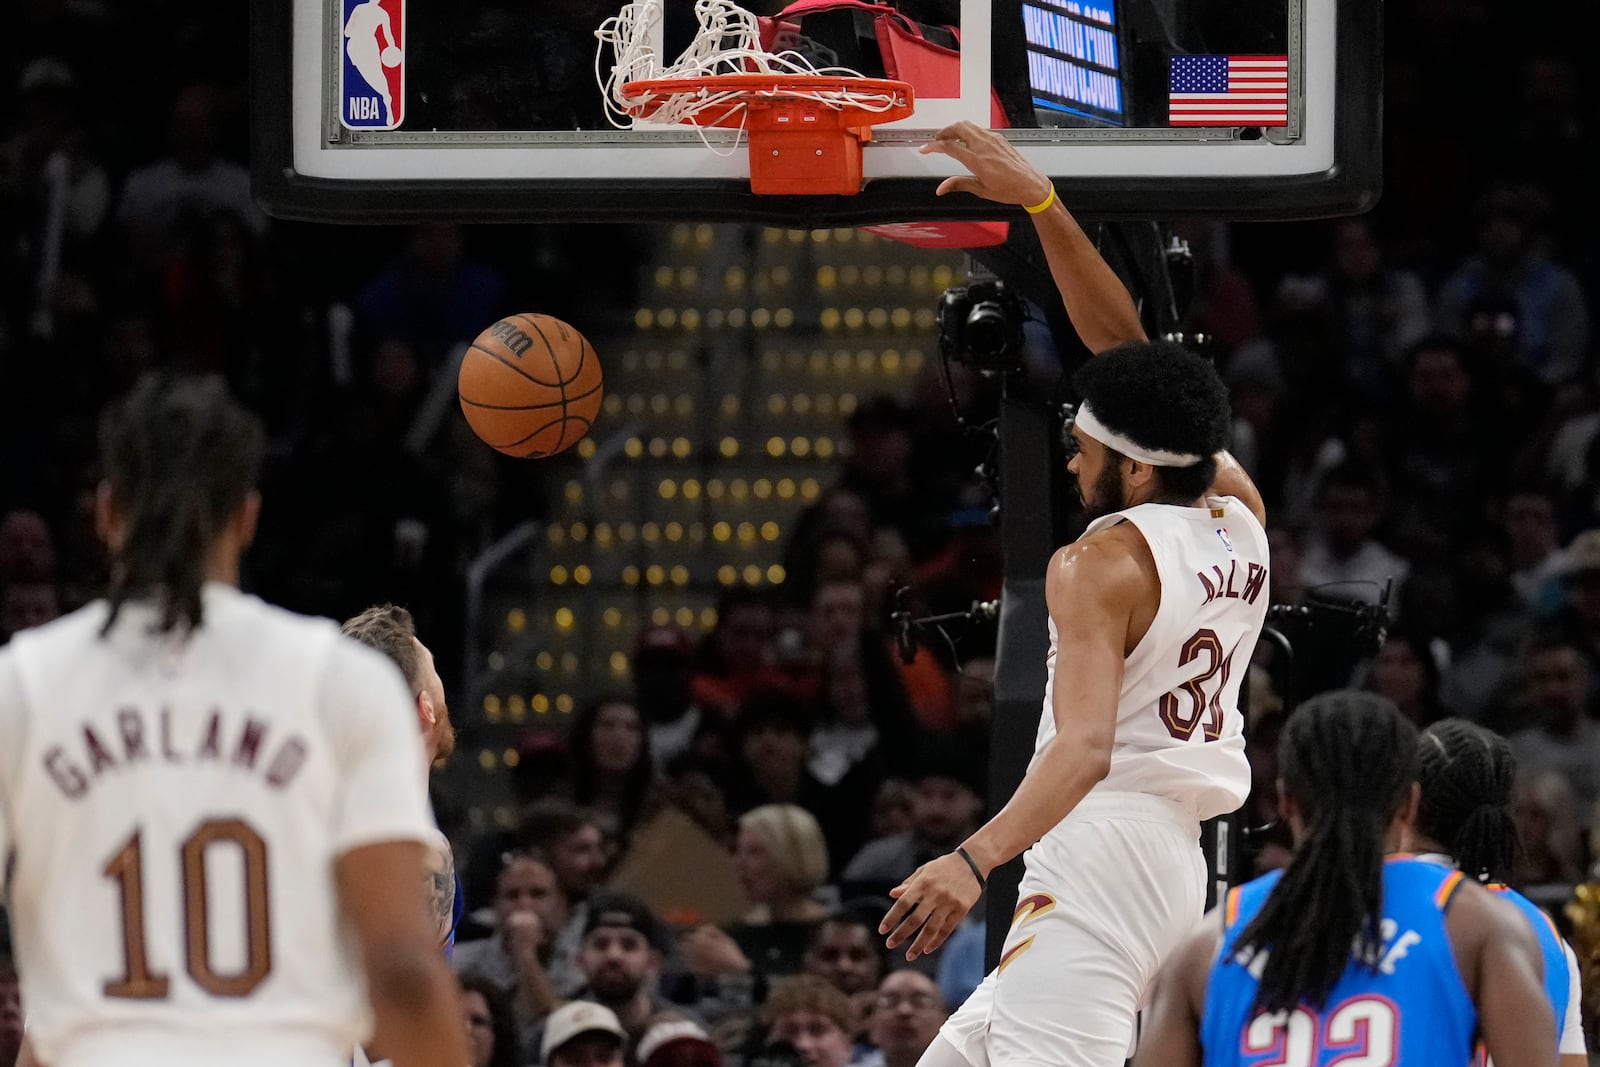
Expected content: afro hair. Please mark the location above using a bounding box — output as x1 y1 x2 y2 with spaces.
1072 340 1231 500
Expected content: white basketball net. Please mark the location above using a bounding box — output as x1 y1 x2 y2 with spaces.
595 0 903 151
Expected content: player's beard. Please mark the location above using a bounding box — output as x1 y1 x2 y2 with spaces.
1077 461 1127 522
433 707 457 762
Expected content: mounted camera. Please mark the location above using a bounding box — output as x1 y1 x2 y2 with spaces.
937 279 1027 373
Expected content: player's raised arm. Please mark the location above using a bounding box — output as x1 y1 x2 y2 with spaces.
1449 882 1558 1067
921 121 1145 354
925 122 1265 524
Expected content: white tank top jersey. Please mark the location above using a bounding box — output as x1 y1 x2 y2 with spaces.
1032 496 1270 822
0 583 437 1067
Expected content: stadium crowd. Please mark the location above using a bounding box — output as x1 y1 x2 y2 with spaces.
1 1 1597 1066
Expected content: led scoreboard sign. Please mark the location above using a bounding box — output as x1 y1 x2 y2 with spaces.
1023 1 1125 127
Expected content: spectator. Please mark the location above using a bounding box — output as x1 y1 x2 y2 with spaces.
866 971 948 1067
1436 182 1590 389
354 222 506 367
806 643 915 867
573 893 679 1050
114 84 266 268
0 511 55 584
676 804 831 1004
950 657 994 754
734 803 831 929
869 781 913 842
720 689 832 819
1360 628 1451 727
1264 525 1306 606
454 852 574 1028
1 577 59 642
693 589 779 720
1513 771 1585 887
1504 489 1564 608
762 976 858 1067
638 1016 723 1067
1298 464 1409 609
542 1001 628 1067
569 695 656 843
802 911 888 1004
1505 637 1600 817
1382 336 1505 555
524 802 613 996
839 740 983 901
459 972 522 1067
1545 530 1600 680
1276 217 1431 409
634 624 703 767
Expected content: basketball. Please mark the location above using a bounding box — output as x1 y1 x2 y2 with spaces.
458 313 604 458
381 46 402 67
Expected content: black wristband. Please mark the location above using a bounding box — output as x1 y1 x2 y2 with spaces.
955 846 987 891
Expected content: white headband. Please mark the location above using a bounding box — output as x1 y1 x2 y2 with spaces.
1074 402 1204 467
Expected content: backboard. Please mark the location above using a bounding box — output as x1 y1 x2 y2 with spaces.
251 0 1380 225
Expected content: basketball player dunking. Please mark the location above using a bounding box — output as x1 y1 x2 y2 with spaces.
0 375 467 1067
878 122 1271 1067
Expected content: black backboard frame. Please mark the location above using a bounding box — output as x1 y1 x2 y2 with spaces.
251 0 1381 225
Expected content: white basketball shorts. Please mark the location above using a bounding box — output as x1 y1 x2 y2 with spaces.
937 791 1206 1067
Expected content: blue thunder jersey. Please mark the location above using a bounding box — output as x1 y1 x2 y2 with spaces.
1200 857 1477 1066
1486 883 1569 1051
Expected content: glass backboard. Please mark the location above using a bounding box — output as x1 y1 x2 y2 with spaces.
251 0 1379 224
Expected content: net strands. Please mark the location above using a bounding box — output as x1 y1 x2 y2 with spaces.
596 0 908 153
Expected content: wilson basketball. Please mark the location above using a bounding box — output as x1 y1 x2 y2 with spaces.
458 314 604 457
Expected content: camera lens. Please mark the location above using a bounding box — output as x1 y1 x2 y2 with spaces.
965 301 1009 358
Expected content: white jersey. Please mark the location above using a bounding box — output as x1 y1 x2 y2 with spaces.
1033 496 1269 821
0 583 436 1067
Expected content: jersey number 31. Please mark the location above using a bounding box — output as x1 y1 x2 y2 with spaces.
102 819 272 999
1158 628 1236 742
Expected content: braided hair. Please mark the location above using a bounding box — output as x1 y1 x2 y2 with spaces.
99 373 265 636
1417 718 1519 884
1234 690 1420 1016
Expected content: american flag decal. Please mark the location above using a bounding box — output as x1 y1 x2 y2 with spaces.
1168 55 1288 127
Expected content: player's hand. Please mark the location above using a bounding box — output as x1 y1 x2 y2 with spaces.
502 909 546 964
880 852 982 961
679 924 752 979
919 121 1054 207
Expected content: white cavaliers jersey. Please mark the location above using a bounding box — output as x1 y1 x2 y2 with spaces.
1032 496 1269 821
0 583 436 1067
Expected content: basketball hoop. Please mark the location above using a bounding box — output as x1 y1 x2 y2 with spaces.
621 74 912 195
597 0 913 195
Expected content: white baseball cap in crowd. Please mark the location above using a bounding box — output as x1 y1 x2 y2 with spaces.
541 1001 627 1063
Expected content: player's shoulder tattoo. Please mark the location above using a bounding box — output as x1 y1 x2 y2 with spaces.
426 836 455 941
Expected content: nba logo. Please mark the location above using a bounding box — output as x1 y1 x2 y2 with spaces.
340 0 404 130
1216 528 1233 552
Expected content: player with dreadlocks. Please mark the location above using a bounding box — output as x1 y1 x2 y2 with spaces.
0 374 468 1067
1412 718 1587 1065
1135 691 1555 1067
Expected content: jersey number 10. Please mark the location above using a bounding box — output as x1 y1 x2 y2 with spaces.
102 818 272 999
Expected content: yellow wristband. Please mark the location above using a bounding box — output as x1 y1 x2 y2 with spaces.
1023 185 1057 214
